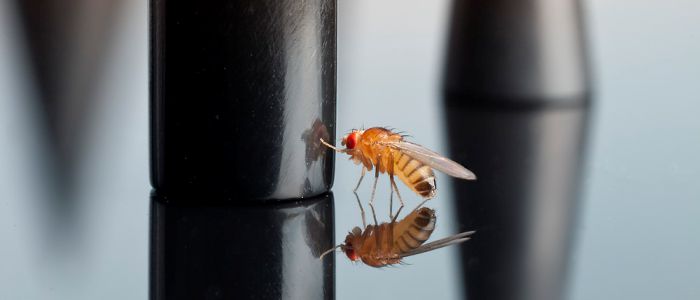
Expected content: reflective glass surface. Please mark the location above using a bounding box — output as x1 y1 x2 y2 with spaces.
1 0 698 299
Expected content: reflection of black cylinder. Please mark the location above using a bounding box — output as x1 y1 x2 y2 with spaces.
150 0 337 199
444 0 590 299
150 192 335 300
446 105 589 300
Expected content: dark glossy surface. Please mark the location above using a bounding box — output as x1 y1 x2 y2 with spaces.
150 192 335 300
150 0 337 199
446 101 590 300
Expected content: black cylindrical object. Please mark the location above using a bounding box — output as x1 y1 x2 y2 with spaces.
150 192 335 300
446 107 589 300
150 0 337 199
444 0 589 105
443 0 591 299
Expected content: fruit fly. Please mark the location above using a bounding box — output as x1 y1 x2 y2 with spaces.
320 127 476 220
319 207 475 267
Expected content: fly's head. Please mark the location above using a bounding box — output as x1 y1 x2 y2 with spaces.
341 226 363 262
341 130 363 150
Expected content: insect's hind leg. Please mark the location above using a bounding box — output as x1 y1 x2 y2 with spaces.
412 198 430 212
389 188 394 221
389 175 405 223
368 167 380 226
387 151 401 222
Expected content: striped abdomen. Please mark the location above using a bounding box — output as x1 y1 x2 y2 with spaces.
392 207 436 254
393 151 437 198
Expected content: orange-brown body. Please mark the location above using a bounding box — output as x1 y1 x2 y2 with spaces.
343 207 436 267
347 127 437 198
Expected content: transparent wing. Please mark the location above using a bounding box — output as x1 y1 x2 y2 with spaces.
384 141 476 180
400 231 475 258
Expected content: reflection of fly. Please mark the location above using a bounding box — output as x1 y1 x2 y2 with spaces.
319 207 475 267
321 127 476 217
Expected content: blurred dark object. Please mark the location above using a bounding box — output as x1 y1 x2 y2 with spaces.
150 0 337 200
444 0 589 105
13 0 123 244
444 0 591 299
447 107 589 300
150 191 335 300
14 0 121 178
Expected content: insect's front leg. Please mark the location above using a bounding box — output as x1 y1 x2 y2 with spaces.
353 187 366 228
352 167 368 227
353 166 366 193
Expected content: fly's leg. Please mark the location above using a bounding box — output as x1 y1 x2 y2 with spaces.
375 218 383 250
391 198 405 223
369 203 379 227
388 187 400 252
387 219 395 252
368 166 380 226
389 188 394 221
387 151 397 221
412 198 430 212
389 175 405 223
353 167 367 227
353 167 366 193
353 189 366 228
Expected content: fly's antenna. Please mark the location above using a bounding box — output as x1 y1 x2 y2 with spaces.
320 138 345 153
319 244 343 260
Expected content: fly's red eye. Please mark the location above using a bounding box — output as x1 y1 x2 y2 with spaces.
345 246 358 261
346 132 358 149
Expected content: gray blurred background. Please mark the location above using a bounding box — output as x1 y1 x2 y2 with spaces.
1 0 699 299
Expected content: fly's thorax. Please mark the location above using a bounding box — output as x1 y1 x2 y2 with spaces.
361 225 403 268
357 127 403 171
362 253 402 268
344 226 364 248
